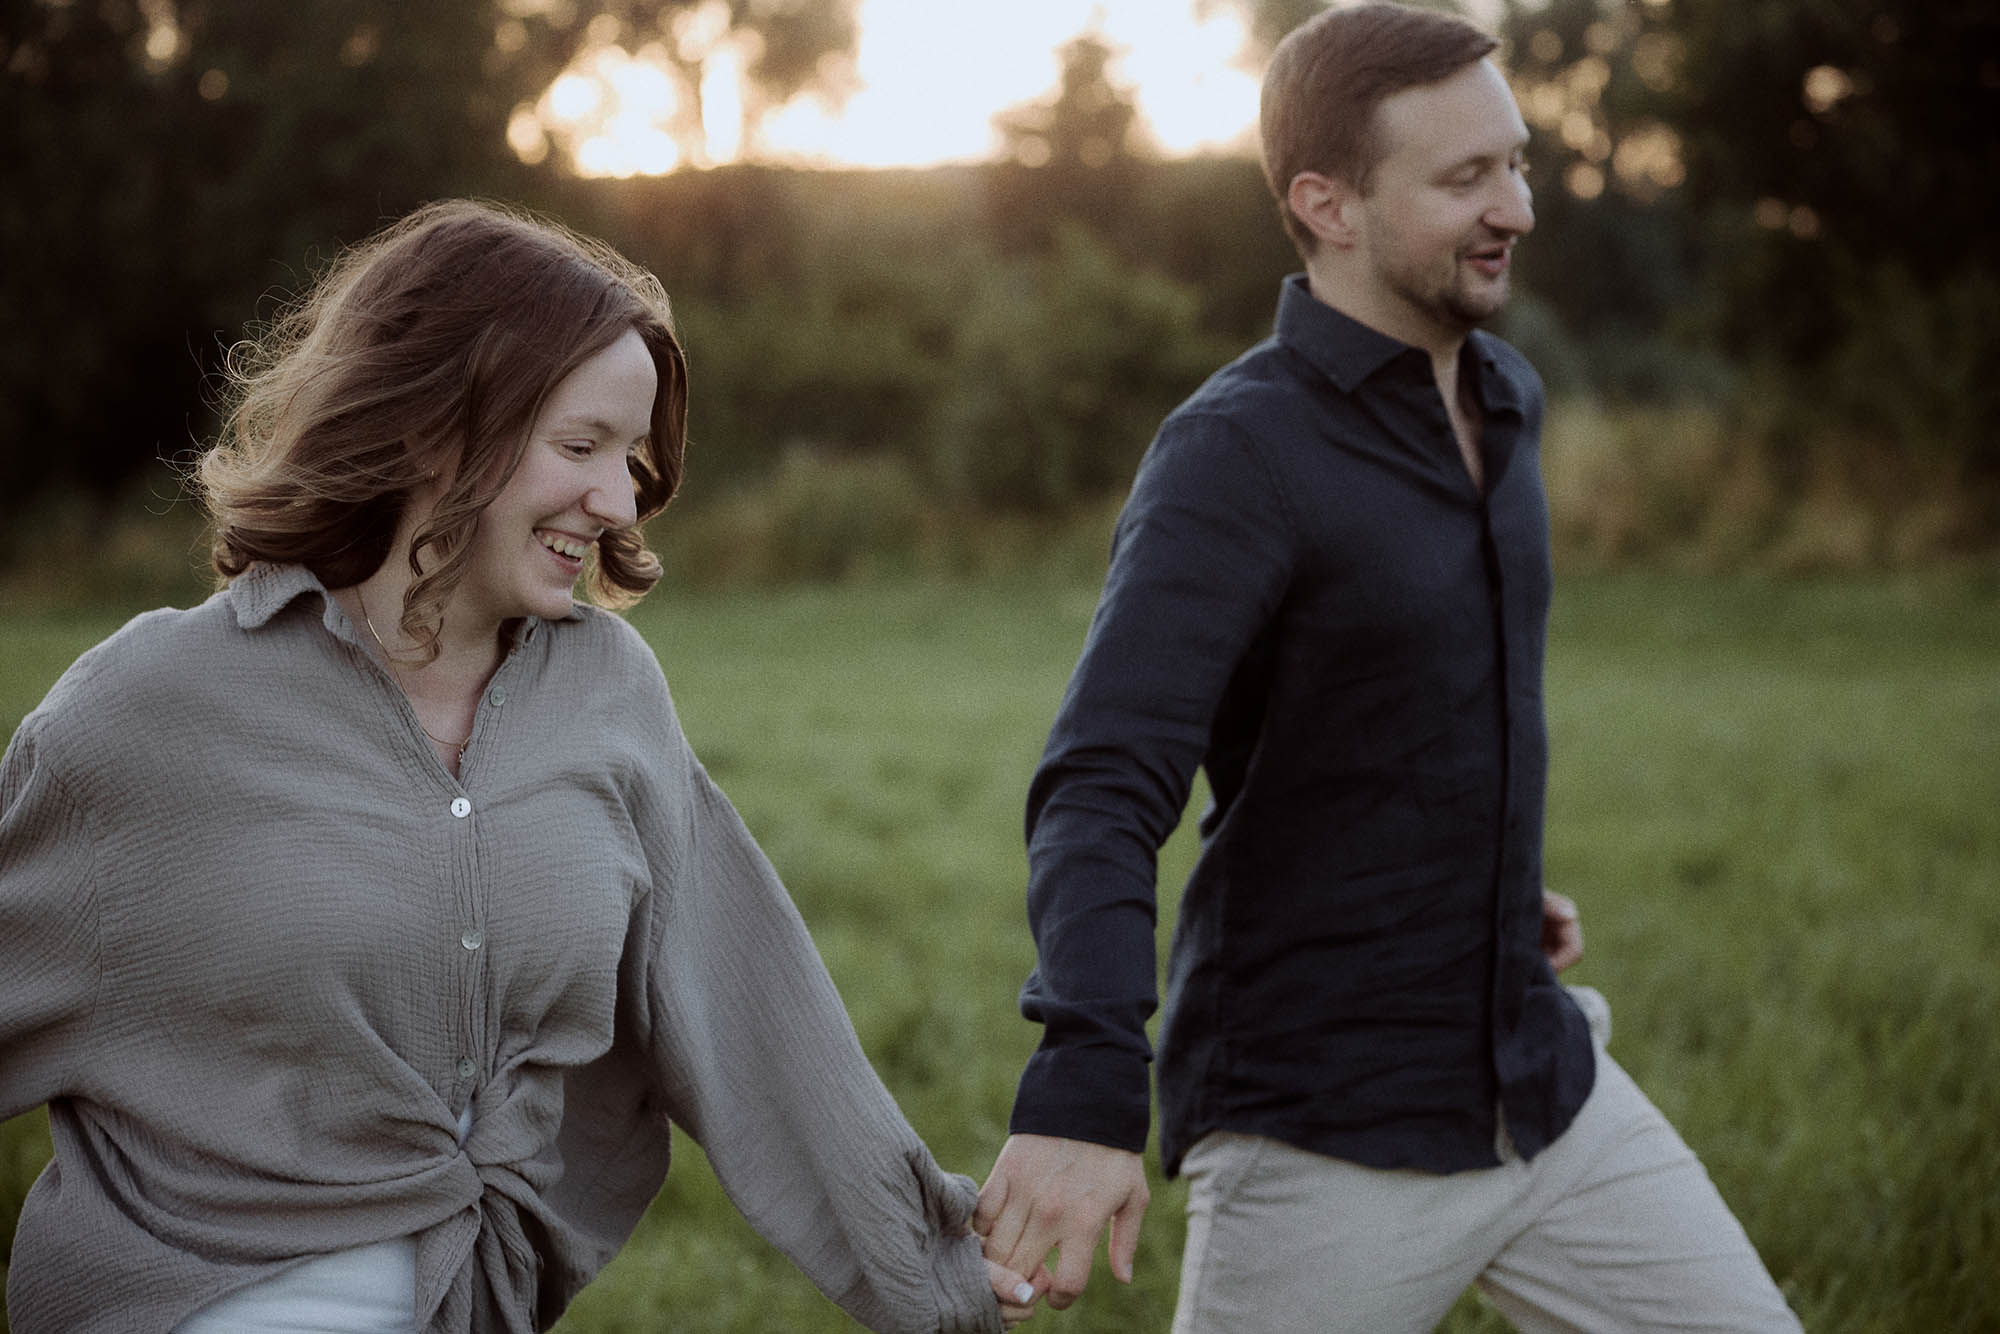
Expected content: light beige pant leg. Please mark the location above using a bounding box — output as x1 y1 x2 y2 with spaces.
1171 1130 1514 1334
1171 1053 1798 1333
1475 1055 1802 1334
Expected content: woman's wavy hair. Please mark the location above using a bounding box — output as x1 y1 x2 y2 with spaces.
198 198 688 655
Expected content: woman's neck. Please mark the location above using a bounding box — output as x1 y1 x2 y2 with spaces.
340 573 505 777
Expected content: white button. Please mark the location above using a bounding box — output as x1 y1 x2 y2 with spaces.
456 1058 477 1079
450 797 471 818
461 928 483 951
489 686 506 706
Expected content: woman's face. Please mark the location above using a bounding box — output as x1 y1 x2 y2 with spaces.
454 328 656 629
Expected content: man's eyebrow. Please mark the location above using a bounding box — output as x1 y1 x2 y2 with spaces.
1440 136 1529 173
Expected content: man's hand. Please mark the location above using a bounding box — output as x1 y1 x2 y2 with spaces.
974 1133 1149 1310
1541 888 1583 972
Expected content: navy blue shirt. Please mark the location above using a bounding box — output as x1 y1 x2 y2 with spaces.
1010 275 1595 1176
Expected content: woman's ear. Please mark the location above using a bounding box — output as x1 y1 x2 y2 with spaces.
1287 170 1364 251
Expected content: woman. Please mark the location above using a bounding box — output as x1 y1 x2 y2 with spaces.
0 199 1040 1332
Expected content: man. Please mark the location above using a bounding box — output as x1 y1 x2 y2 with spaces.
973 5 1801 1330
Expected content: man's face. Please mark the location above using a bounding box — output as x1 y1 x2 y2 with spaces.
1349 59 1534 342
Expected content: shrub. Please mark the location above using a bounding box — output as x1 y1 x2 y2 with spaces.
660 448 931 588
926 226 1236 511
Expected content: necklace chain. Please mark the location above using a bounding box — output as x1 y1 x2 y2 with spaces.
354 587 473 753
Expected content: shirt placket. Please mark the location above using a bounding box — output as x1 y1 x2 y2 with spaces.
1482 401 1542 1144
440 639 528 1130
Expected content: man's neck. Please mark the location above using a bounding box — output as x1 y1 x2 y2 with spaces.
1304 265 1467 363
1302 266 1482 489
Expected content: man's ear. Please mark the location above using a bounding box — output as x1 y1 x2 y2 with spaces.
1287 170 1363 250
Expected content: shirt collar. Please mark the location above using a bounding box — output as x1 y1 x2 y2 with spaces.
1465 329 1527 420
1273 273 1528 419
228 561 333 631
1274 274 1409 394
227 561 581 643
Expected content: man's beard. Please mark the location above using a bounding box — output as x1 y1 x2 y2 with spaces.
1378 236 1512 334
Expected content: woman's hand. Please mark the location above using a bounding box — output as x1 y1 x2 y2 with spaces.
987 1258 1047 1326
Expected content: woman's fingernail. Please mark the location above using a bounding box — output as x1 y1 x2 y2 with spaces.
1013 1282 1036 1304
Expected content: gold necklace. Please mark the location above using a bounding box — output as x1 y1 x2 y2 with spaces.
355 587 473 754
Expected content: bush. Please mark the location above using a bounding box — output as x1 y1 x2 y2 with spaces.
655 449 1129 591
661 449 930 588
1541 396 2000 574
0 472 211 613
660 218 1234 519
927 226 1235 511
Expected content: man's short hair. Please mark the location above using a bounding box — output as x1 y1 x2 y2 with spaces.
1260 2 1500 252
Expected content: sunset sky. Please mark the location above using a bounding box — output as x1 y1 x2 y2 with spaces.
524 0 1274 175
757 0 1266 166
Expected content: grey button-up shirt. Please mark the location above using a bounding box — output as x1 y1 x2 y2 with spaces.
1 563 997 1334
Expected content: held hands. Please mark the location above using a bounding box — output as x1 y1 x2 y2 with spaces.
1541 888 1584 973
974 1134 1150 1313
984 1258 1046 1327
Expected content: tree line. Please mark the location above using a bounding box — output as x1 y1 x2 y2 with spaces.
1 0 1992 535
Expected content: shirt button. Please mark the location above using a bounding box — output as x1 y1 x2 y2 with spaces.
456 1058 477 1079
489 686 506 706
450 797 471 818
461 928 483 951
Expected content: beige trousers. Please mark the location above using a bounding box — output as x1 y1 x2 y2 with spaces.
1171 1047 1800 1333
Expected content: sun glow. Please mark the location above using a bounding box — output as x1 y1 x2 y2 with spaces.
519 0 1266 176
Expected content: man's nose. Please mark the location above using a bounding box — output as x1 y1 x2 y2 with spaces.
1489 173 1535 237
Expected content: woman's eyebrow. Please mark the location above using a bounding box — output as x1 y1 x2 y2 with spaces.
548 414 635 438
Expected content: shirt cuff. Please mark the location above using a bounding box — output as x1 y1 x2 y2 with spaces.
931 1231 1005 1334
1008 1043 1152 1152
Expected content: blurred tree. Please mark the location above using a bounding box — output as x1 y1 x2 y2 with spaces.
1116 156 1298 342
994 31 1137 172
502 0 859 169
1202 0 1472 64
547 163 1279 505
1502 0 2000 486
1664 0 1998 484
1493 0 1712 399
1203 0 1330 62
984 30 1142 255
0 0 532 525
930 226 1234 511
0 0 862 528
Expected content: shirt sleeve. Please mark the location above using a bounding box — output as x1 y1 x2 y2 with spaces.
0 717 102 1119
1009 411 1295 1150
631 739 1001 1334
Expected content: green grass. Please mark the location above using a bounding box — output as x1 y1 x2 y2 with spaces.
3 569 1997 1332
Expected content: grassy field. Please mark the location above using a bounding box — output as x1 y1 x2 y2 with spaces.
3 568 1997 1332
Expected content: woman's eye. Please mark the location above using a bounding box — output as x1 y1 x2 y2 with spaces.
560 440 594 458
